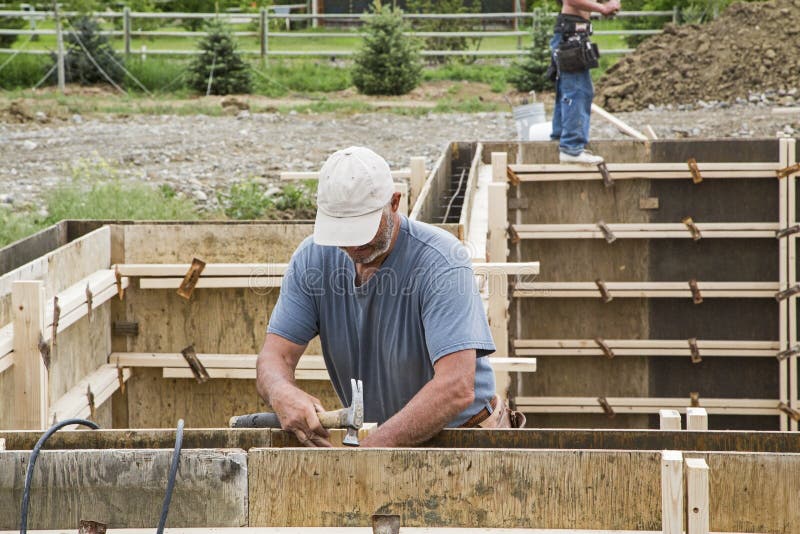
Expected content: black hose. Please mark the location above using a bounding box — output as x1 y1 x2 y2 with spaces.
156 418 184 534
20 418 100 534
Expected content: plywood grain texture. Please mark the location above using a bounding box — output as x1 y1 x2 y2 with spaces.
0 448 248 529
248 448 662 529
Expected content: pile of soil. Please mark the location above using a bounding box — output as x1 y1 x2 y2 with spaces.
596 0 800 111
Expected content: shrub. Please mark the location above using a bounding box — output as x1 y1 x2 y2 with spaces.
507 9 553 92
187 19 252 95
0 54 51 89
51 16 125 87
223 179 274 220
351 1 422 96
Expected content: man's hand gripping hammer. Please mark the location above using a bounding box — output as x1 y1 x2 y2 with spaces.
229 379 364 446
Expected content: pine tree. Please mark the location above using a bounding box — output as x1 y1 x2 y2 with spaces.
351 1 422 96
187 19 252 95
508 9 554 93
52 16 125 86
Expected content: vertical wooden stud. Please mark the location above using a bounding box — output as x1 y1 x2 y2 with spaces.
661 450 684 534
409 156 426 211
780 138 790 431
787 138 798 431
659 409 681 430
686 407 708 431
12 280 48 430
491 151 508 184
685 458 710 534
394 182 409 217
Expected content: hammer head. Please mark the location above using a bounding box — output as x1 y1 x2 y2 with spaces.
342 378 364 447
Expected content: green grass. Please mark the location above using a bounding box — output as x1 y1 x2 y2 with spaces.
0 53 51 89
0 209 48 248
251 60 351 97
125 57 189 93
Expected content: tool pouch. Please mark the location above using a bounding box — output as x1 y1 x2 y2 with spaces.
556 36 600 73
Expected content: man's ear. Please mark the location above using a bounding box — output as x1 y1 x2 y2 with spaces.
390 192 401 212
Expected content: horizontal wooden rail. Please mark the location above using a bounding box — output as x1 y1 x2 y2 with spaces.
514 281 778 299
515 396 782 415
512 222 779 240
514 339 780 358
509 162 781 182
48 364 132 423
110 352 537 380
140 277 282 290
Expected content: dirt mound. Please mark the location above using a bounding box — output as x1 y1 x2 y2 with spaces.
596 0 800 111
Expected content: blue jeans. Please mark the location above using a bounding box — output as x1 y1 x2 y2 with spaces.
550 31 594 156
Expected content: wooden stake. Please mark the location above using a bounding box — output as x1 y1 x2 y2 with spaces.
12 280 48 430
661 450 684 534
685 458 710 534
780 138 790 431
659 409 681 430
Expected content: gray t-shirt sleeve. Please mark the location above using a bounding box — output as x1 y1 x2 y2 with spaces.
267 248 319 346
421 265 496 363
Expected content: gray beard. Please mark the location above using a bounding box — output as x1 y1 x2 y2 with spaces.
345 210 395 264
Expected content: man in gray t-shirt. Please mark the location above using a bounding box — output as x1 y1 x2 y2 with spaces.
257 146 514 448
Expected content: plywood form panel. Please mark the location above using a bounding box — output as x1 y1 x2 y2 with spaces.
648 238 778 282
125 368 338 428
649 139 778 164
517 181 650 225
248 448 662 529
0 448 248 529
516 140 649 165
520 240 648 282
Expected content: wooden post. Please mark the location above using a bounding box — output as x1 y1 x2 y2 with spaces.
487 182 508 264
12 280 48 430
123 7 131 58
394 182 408 216
259 8 267 62
659 409 681 430
686 407 708 431
661 450 684 534
487 178 510 397
780 137 790 431
685 458 710 534
787 138 798 431
491 151 507 184
311 0 319 28
53 0 65 94
409 156 426 211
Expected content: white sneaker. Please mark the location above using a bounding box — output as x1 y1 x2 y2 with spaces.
559 150 604 165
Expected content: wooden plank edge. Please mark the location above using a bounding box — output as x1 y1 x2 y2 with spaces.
48 365 132 422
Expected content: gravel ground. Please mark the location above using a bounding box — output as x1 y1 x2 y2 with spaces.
1 102 798 211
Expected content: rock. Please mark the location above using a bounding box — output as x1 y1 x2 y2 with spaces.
236 110 251 120
193 190 208 202
22 140 37 151
0 194 13 204
34 111 48 123
72 114 83 124
264 186 282 198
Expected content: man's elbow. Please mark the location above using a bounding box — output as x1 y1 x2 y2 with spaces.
452 379 475 412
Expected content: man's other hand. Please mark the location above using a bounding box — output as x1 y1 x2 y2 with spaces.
271 383 332 447
602 0 621 16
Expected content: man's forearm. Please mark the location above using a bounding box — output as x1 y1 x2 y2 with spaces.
360 377 473 447
256 351 297 403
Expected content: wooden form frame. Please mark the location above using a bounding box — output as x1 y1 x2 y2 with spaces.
515 396 783 416
494 150 793 429
48 364 132 424
109 352 536 380
783 138 800 431
514 339 780 358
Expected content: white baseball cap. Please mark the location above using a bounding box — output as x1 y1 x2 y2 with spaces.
313 146 395 247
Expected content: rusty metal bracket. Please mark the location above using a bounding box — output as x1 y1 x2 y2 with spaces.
778 402 800 422
181 344 210 384
115 265 125 300
688 158 702 184
777 162 800 179
85 284 93 322
37 333 51 371
689 279 703 304
597 220 616 243
594 337 615 359
506 166 521 187
682 216 702 241
87 384 96 420
508 224 521 244
777 344 800 361
690 392 700 407
775 284 800 302
177 258 206 300
597 161 613 188
79 519 107 534
595 279 613 303
776 225 800 239
597 397 615 418
688 337 702 364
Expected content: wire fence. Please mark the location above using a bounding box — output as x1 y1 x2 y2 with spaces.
0 8 677 58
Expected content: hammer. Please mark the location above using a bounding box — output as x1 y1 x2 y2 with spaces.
229 378 364 446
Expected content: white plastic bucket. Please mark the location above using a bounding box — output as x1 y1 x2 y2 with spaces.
512 102 547 141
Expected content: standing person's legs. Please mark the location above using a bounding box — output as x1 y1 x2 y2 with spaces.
557 68 594 157
549 32 563 141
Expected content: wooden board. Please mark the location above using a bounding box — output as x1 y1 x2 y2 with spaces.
0 449 248 529
248 448 662 528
